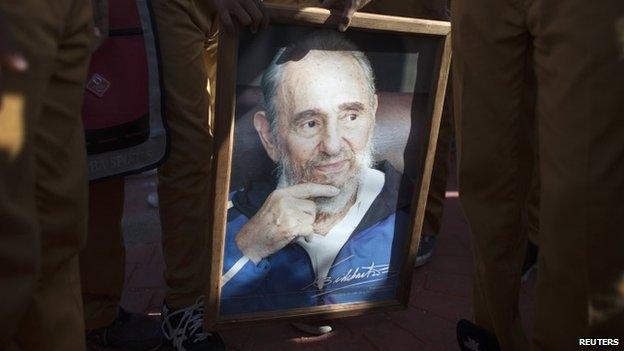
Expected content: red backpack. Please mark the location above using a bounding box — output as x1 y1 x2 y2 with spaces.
82 0 167 181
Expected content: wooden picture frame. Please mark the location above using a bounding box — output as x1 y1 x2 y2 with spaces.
205 4 451 329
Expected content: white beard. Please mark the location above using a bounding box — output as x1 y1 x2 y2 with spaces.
276 142 374 215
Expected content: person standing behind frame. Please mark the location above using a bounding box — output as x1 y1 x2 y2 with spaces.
0 1 93 350
452 0 624 349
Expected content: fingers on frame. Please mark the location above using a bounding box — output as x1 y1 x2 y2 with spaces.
231 1 253 27
241 0 263 30
218 3 234 28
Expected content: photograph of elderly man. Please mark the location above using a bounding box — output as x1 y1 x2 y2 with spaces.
220 32 413 315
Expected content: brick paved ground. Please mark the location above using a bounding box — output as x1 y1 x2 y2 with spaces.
88 160 536 351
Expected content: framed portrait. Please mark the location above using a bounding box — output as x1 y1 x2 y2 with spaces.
206 4 451 328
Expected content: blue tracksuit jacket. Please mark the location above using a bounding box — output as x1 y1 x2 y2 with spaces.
220 161 412 315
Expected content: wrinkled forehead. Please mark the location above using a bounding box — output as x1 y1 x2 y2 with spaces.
275 50 374 115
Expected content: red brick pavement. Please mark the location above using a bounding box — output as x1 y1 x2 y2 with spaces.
87 166 536 351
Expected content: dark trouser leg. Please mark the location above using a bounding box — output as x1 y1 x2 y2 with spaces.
452 0 536 348
528 0 624 347
81 178 126 329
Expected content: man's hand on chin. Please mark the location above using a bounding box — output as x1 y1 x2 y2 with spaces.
235 183 339 265
320 0 373 31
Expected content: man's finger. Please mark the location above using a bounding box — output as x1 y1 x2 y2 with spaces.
297 223 316 243
300 211 316 226
231 2 252 27
241 0 263 32
284 183 340 199
339 3 358 32
218 7 234 30
293 198 316 217
257 0 270 29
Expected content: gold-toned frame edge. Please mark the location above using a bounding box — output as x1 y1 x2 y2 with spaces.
397 33 452 304
268 3 450 35
205 4 452 330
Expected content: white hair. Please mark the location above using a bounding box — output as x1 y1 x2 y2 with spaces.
260 31 376 134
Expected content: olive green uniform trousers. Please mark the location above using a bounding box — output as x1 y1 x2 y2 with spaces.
0 0 92 349
452 0 624 349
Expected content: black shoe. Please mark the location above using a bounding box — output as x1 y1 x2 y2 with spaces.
86 308 164 351
414 235 437 267
161 296 226 351
521 241 539 281
456 319 501 351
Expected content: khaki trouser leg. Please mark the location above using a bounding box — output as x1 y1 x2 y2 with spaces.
422 89 453 237
0 0 92 350
152 0 215 310
455 0 624 348
526 0 624 347
452 0 535 349
81 178 126 330
0 40 40 351
15 0 92 348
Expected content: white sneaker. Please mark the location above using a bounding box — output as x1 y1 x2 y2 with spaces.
161 296 225 351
